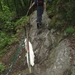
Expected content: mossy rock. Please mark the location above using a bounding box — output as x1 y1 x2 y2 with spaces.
24 16 29 24
48 13 64 30
65 27 75 35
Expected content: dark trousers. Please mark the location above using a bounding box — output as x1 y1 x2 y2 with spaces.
37 6 44 22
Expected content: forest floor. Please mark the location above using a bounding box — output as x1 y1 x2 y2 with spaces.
68 33 75 64
1 31 27 74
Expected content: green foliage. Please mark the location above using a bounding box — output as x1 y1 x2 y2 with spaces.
0 11 16 21
0 0 31 59
47 1 54 16
1 0 16 20
48 16 56 29
0 49 7 57
0 31 18 57
0 32 8 48
15 16 29 27
47 0 58 15
0 5 16 32
65 1 75 23
0 32 18 48
48 13 65 29
55 20 65 28
0 62 6 74
65 27 75 34
48 0 75 34
25 16 30 23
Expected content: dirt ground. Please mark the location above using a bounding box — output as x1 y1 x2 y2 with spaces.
68 33 75 64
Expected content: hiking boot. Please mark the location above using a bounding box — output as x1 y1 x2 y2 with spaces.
37 22 42 29
39 22 42 28
37 22 40 29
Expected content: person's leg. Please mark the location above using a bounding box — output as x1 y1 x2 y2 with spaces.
37 6 40 29
40 6 44 22
37 6 41 22
37 6 44 29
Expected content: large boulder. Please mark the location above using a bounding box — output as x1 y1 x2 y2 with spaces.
29 11 71 75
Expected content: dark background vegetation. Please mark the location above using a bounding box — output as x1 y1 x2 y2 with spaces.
0 0 75 74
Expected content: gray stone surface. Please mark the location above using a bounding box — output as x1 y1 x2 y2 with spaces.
12 11 75 75
29 11 71 75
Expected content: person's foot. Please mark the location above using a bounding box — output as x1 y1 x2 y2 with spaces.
37 22 42 29
39 22 42 28
37 22 40 29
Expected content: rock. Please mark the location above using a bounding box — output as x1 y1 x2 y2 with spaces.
29 11 71 75
10 10 75 75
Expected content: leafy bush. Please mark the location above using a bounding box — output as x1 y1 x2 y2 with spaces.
15 16 29 27
0 31 18 57
0 62 6 75
48 0 75 32
0 32 8 49
65 27 75 34
0 32 18 48
0 4 16 32
0 49 7 57
0 32 18 49
48 13 65 29
64 1 75 22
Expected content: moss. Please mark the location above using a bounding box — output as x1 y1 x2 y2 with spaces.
48 15 56 29
0 62 6 74
15 16 29 27
65 26 75 35
48 13 66 30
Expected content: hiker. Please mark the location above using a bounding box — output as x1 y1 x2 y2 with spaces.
29 0 46 29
